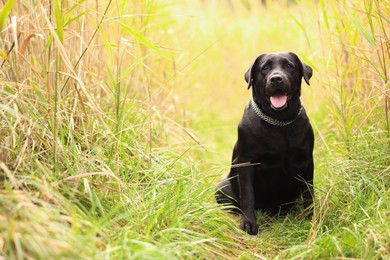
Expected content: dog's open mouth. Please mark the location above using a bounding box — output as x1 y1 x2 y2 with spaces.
269 90 289 110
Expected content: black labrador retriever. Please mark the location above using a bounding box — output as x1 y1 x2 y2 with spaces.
215 52 314 235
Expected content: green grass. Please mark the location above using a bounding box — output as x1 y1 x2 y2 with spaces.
0 0 389 259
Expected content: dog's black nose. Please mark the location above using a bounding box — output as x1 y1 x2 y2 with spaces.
270 75 283 84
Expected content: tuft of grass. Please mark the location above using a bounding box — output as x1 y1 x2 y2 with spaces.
0 0 389 259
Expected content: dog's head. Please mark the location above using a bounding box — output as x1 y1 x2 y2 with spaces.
245 52 312 113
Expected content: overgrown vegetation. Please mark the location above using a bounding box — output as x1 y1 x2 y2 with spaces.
0 0 388 259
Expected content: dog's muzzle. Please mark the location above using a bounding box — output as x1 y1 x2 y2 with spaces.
267 74 291 110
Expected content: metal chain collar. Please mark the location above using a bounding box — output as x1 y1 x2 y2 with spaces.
250 98 303 127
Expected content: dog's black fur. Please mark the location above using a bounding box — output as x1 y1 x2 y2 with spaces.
215 52 314 235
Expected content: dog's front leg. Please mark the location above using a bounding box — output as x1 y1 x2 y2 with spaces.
238 166 258 235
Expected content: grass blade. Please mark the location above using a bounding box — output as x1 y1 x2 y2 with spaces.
349 14 376 46
54 0 64 43
0 0 15 31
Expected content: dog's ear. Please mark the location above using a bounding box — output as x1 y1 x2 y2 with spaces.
244 55 262 89
288 52 313 86
302 62 313 86
244 66 253 89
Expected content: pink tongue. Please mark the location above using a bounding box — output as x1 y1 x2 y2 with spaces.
270 94 288 109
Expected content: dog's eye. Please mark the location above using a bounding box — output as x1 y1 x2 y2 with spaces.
286 63 294 69
262 65 269 71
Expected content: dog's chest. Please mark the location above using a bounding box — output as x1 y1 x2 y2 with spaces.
253 127 311 174
258 147 308 173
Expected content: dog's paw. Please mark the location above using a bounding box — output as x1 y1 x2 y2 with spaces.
239 218 259 235
304 204 314 220
306 210 313 220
